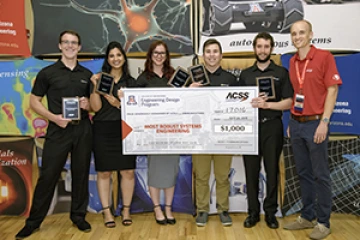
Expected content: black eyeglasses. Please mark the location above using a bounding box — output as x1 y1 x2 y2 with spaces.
61 40 79 46
152 51 166 57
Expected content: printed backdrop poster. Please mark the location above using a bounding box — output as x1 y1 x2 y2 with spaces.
0 138 34 216
0 57 52 137
0 0 31 56
199 0 360 54
282 138 360 217
31 0 193 55
0 58 103 137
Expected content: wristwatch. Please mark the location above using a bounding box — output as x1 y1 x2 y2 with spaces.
322 118 330 123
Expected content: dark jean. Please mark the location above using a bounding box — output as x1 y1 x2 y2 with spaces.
289 118 332 228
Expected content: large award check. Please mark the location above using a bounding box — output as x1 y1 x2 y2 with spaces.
121 87 258 155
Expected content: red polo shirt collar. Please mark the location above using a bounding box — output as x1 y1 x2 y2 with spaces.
294 45 316 61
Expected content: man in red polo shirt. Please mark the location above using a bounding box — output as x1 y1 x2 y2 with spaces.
283 20 342 240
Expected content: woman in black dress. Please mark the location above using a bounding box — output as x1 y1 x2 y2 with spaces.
90 41 136 228
136 40 179 225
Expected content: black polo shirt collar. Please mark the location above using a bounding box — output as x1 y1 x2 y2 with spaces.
250 60 277 73
206 66 223 76
55 59 84 72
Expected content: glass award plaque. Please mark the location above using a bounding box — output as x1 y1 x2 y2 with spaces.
188 64 210 85
168 67 190 88
62 97 80 120
96 72 115 95
256 76 276 99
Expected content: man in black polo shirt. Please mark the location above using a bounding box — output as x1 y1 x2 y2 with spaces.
16 30 93 239
239 32 293 229
192 39 237 227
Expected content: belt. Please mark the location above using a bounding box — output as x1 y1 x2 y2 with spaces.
259 117 280 123
291 114 322 123
70 120 80 125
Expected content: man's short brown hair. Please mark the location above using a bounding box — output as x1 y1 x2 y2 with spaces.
203 38 222 54
252 32 274 49
59 30 81 45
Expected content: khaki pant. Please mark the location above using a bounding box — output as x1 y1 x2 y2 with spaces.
193 154 232 213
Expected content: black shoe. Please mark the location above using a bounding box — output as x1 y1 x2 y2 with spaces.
73 219 91 232
15 225 40 239
166 217 176 225
244 215 260 228
265 215 279 229
165 205 176 225
155 218 167 225
154 205 167 225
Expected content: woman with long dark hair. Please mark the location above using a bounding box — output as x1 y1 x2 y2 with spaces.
136 40 179 225
90 41 136 228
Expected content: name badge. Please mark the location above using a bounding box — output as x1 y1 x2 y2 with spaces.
294 94 304 113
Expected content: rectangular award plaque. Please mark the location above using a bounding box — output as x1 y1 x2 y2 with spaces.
96 72 115 95
168 67 190 88
62 97 80 120
188 64 210 85
256 76 276 99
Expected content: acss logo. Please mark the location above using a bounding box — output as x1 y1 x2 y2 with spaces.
226 92 249 102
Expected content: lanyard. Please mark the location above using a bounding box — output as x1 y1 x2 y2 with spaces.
295 59 309 93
